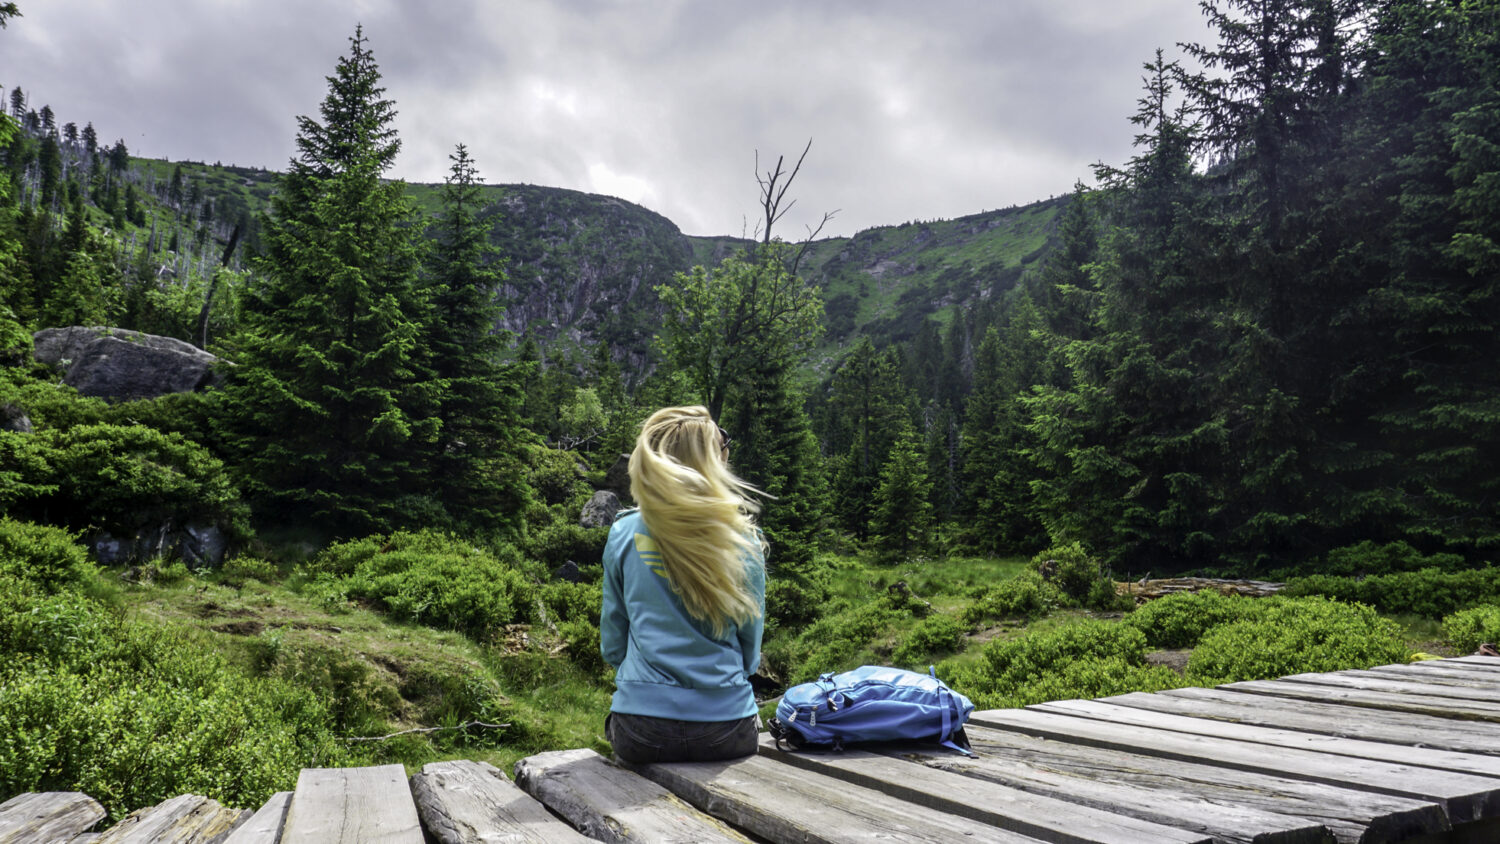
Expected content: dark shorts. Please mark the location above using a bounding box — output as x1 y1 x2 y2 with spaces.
605 711 759 764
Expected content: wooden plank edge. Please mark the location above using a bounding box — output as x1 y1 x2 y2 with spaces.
0 792 107 842
410 759 593 844
969 706 1500 825
629 753 1051 844
755 735 1231 844
221 792 291 844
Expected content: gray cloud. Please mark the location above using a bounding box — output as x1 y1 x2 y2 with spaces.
3 0 1212 238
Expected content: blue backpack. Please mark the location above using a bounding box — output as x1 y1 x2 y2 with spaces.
767 665 974 755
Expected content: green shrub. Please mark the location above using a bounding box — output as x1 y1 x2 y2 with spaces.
1444 605 1500 653
219 556 279 586
314 531 536 640
1283 567 1500 618
0 517 94 593
559 618 605 675
0 373 107 431
1125 590 1264 649
538 579 606 675
1320 540 1467 576
766 600 910 685
892 614 966 666
766 566 833 630
525 521 609 571
1186 596 1408 684
961 570 1060 626
99 392 216 447
945 619 1182 708
0 593 347 823
527 447 592 508
1029 542 1118 609
0 423 250 539
539 579 602 626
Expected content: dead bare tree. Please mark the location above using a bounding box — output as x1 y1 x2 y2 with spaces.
752 138 838 276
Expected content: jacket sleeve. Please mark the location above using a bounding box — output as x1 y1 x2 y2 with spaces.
737 554 766 675
600 524 630 669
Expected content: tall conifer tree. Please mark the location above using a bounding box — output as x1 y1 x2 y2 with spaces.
218 28 437 535
424 144 532 538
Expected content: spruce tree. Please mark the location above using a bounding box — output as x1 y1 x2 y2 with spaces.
423 144 532 538
217 27 437 536
870 424 934 557
823 337 909 537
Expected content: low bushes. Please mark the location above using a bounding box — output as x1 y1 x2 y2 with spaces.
0 529 347 823
961 570 1060 625
0 423 250 539
0 517 95 594
308 530 537 641
1284 567 1500 618
1124 590 1261 649
892 614 966 666
1186 596 1407 683
764 594 913 685
1318 540 1468 576
1443 605 1500 654
944 620 1182 709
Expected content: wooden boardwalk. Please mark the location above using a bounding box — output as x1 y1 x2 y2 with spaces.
4 655 1499 843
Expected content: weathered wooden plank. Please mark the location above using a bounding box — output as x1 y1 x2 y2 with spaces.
95 794 248 844
410 759 593 844
1444 655 1500 669
1225 678 1500 722
1359 663 1500 686
1106 688 1500 755
0 792 106 844
513 748 752 843
220 792 290 844
67 835 100 843
751 736 1250 843
280 765 423 844
635 749 1058 844
1279 670 1500 703
940 724 1443 844
1030 698 1500 779
1402 657 1500 674
969 707 1500 824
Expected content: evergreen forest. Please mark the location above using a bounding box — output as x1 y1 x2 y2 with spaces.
2 0 1500 828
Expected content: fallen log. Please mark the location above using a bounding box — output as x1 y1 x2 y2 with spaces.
1117 578 1284 602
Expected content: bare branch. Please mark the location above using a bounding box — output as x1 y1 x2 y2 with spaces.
756 138 814 245
790 209 838 277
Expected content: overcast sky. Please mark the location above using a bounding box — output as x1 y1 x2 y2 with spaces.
3 0 1214 239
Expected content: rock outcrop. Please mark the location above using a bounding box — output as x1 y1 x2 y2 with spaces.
579 490 623 529
32 326 221 402
1 402 31 433
92 523 231 568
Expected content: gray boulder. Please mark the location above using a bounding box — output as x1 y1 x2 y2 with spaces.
580 490 623 528
33 326 221 402
90 523 231 568
1 402 31 433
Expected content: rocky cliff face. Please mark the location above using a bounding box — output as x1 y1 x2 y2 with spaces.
481 185 697 364
471 186 1064 368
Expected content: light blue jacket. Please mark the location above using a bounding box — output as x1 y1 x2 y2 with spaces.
600 509 765 721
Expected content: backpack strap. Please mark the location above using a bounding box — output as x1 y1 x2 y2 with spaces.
931 666 975 757
767 716 803 752
816 672 841 710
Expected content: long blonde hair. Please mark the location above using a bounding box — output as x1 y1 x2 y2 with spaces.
629 406 764 636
